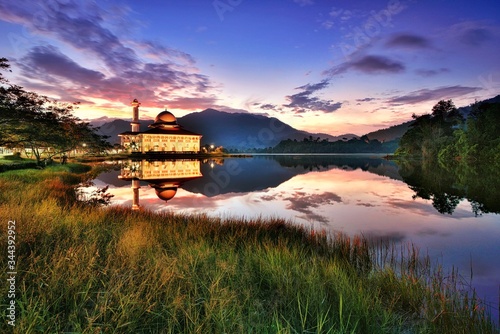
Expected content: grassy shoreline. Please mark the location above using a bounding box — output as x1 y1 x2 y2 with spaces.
0 164 497 333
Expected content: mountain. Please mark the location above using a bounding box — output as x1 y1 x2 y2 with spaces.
94 95 499 149
364 120 414 142
96 108 353 149
96 119 150 144
177 109 342 150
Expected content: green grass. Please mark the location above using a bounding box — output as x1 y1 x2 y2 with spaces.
0 165 497 333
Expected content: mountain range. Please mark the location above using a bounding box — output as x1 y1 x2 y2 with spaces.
96 109 359 149
94 95 499 150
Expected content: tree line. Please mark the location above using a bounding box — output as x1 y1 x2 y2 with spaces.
252 136 399 154
395 99 500 167
0 58 110 165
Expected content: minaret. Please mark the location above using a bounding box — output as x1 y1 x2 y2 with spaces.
131 179 140 210
131 99 140 132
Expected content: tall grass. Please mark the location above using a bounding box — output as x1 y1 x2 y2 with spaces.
0 164 497 333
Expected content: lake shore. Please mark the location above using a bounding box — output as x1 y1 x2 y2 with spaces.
0 164 497 333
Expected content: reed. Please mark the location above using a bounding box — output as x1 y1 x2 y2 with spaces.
0 164 497 333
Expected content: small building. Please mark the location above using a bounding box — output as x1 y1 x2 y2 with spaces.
119 99 202 154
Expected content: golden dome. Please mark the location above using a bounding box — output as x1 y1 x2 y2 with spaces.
155 188 178 201
150 110 178 128
149 181 180 202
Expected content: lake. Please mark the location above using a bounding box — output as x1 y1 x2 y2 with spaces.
90 154 500 319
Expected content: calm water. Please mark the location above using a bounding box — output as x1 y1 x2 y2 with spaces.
92 154 500 317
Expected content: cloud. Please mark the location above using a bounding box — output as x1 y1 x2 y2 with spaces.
385 33 432 49
356 97 376 102
20 45 104 83
16 45 158 104
325 55 405 76
446 21 499 47
297 80 330 92
283 79 342 113
356 202 376 207
388 85 482 105
214 106 252 114
350 55 405 74
385 198 442 216
284 191 342 224
459 28 492 46
415 68 450 77
0 0 216 110
164 96 218 110
260 103 278 111
260 194 279 201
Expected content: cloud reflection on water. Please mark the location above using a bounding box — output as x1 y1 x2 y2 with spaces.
95 155 500 310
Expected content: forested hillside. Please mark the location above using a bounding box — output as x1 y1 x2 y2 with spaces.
395 99 500 167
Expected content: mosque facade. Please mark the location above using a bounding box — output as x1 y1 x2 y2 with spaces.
119 99 202 154
119 159 203 210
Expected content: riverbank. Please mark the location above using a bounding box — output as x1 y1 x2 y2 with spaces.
0 164 497 333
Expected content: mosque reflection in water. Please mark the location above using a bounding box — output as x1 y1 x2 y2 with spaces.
119 159 203 210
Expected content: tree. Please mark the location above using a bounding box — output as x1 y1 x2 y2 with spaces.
465 102 500 163
0 58 110 164
396 100 464 159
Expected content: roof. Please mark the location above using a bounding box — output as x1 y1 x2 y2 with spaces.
141 127 202 136
118 131 141 136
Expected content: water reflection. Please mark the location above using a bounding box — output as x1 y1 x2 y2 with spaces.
118 159 202 210
399 160 500 215
182 155 401 197
112 155 500 216
100 155 499 312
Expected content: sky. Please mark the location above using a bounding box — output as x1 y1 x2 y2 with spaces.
0 0 499 136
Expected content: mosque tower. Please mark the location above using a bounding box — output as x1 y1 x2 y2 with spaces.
131 179 141 211
131 99 140 132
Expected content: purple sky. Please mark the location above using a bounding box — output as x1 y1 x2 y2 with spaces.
0 0 499 135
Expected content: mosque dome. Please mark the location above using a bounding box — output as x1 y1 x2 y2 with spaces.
154 187 178 201
149 181 179 202
150 110 178 128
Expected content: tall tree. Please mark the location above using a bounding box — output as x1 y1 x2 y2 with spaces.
396 100 464 159
0 58 110 164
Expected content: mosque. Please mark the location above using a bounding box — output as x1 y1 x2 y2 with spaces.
119 99 202 154
119 159 203 210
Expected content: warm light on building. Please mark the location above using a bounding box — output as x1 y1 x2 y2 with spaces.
120 159 202 180
119 99 202 154
119 159 202 208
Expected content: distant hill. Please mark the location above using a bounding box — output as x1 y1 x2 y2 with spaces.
178 109 345 150
94 95 500 149
362 94 500 141
364 120 414 142
457 94 500 118
96 119 150 144
96 108 355 149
